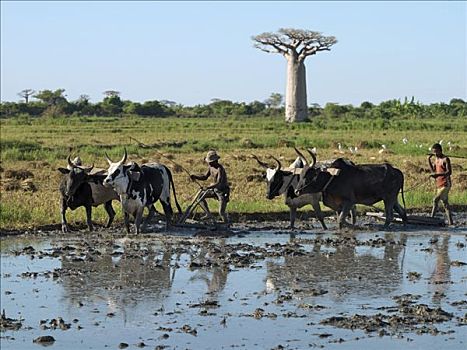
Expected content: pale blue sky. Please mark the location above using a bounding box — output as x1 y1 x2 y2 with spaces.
1 1 466 106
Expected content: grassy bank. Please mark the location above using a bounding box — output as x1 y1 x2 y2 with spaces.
1 115 466 229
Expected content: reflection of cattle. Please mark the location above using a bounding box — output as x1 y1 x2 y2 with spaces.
295 149 407 228
253 152 355 229
267 234 406 300
59 243 173 317
58 156 119 233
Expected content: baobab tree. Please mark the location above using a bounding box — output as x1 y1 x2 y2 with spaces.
17 89 35 104
253 28 337 122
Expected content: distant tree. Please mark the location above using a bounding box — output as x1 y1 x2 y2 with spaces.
33 89 67 106
17 89 35 103
253 28 337 122
360 101 374 109
264 93 283 108
77 94 90 104
103 90 120 98
100 94 124 115
247 101 267 115
160 100 177 108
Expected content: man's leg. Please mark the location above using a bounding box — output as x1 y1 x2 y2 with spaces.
440 187 454 225
219 197 229 223
431 189 442 217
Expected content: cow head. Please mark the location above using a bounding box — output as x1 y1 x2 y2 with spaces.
58 155 94 197
103 149 142 194
252 155 295 199
294 148 327 196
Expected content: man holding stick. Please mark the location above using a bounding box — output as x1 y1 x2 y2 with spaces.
190 150 230 224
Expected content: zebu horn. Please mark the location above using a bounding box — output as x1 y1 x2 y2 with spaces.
251 154 269 169
269 155 282 170
294 147 308 165
307 148 317 167
67 154 74 168
104 152 114 165
120 148 128 164
84 164 94 173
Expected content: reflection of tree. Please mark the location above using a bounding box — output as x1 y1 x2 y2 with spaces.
267 234 406 301
430 235 451 304
59 242 173 320
188 240 229 296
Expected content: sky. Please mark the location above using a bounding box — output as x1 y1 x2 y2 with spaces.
1 1 466 106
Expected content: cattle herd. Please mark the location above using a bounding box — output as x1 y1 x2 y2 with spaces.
59 148 407 233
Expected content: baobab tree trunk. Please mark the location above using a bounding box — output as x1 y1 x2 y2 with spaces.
285 55 308 123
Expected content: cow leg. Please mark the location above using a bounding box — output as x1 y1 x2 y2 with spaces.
61 198 69 233
142 205 156 231
338 202 353 230
134 208 145 235
383 198 396 228
312 205 327 230
289 207 297 229
104 201 115 228
124 211 131 234
160 200 174 230
393 201 407 225
85 205 94 231
350 205 357 225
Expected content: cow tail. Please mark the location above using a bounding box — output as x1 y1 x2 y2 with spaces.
167 167 183 215
401 175 406 211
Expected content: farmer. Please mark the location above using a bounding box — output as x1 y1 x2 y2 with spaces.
427 143 453 225
190 150 230 223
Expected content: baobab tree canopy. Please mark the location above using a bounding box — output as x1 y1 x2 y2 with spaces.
252 28 337 122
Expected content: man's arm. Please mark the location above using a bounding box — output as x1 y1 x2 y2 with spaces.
191 168 210 181
427 155 435 172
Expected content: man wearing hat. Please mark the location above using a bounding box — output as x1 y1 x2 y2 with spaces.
190 150 230 223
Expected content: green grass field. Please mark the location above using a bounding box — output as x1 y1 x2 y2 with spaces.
1 115 466 229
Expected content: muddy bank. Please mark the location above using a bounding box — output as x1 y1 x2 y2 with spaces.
1 206 466 237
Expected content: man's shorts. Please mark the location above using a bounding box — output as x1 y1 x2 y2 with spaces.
435 186 450 202
203 188 230 203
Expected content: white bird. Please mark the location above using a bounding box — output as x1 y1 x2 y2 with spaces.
402 137 408 145
379 144 387 155
348 146 358 155
310 147 317 154
439 140 443 145
447 141 452 151
338 143 343 152
418 144 423 148
381 144 387 150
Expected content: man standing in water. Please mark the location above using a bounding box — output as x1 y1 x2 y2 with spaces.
428 143 454 225
190 150 230 223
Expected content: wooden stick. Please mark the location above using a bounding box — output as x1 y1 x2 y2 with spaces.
129 136 203 189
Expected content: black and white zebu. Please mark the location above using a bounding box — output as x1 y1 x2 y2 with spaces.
103 149 182 234
252 152 355 229
58 156 119 233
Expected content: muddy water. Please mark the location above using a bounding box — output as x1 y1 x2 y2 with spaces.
1 228 466 349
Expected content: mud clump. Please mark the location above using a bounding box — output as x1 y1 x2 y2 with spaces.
4 169 34 180
1 310 22 331
33 335 55 345
320 303 453 335
407 271 422 281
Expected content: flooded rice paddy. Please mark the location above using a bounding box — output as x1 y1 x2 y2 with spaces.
1 224 466 349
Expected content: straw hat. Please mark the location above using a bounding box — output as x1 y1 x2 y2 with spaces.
205 150 220 163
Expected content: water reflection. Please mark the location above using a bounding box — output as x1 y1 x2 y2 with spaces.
59 242 173 320
188 239 229 296
266 233 407 301
430 235 451 304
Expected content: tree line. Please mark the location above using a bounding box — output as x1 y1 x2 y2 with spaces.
1 88 465 120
